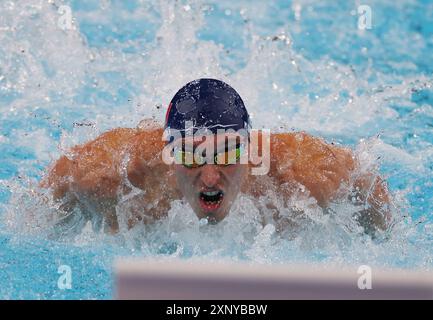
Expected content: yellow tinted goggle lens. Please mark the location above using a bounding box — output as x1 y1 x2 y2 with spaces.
175 144 244 168
215 144 243 165
175 150 204 168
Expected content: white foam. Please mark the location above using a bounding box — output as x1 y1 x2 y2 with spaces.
1 0 431 269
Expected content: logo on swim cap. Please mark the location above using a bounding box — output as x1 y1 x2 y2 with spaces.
164 78 251 139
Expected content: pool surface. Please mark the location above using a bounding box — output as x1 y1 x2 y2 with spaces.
0 0 432 299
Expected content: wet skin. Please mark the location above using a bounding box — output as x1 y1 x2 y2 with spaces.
40 122 391 233
172 135 249 224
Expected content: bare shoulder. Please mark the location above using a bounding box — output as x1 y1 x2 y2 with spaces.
269 131 355 206
41 126 163 199
40 123 178 232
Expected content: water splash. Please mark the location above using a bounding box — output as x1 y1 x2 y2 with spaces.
0 0 432 298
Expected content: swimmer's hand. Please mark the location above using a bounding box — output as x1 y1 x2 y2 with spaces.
270 132 391 233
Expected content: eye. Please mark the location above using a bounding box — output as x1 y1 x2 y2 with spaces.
175 149 205 168
215 144 244 165
174 149 187 164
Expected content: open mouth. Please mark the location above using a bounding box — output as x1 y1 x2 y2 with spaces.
199 190 224 212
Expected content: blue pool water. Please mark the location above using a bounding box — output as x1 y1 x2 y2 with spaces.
0 0 432 299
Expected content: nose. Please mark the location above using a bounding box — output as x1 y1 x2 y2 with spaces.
200 164 221 187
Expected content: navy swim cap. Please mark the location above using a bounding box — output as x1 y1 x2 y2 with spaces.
165 79 251 140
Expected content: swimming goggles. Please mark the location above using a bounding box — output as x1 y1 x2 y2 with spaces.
174 143 245 168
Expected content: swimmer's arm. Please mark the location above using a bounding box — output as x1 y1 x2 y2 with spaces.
351 174 392 233
40 124 176 232
40 128 135 200
272 132 391 232
39 128 137 232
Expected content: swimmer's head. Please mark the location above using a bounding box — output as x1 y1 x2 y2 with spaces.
165 78 251 224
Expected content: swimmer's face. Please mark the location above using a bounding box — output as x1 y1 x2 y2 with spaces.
172 134 248 224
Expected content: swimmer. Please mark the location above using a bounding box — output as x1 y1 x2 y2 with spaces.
40 78 391 235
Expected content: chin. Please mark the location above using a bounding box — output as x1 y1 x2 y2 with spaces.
196 209 228 224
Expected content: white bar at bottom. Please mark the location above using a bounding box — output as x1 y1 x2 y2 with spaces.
114 258 433 300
